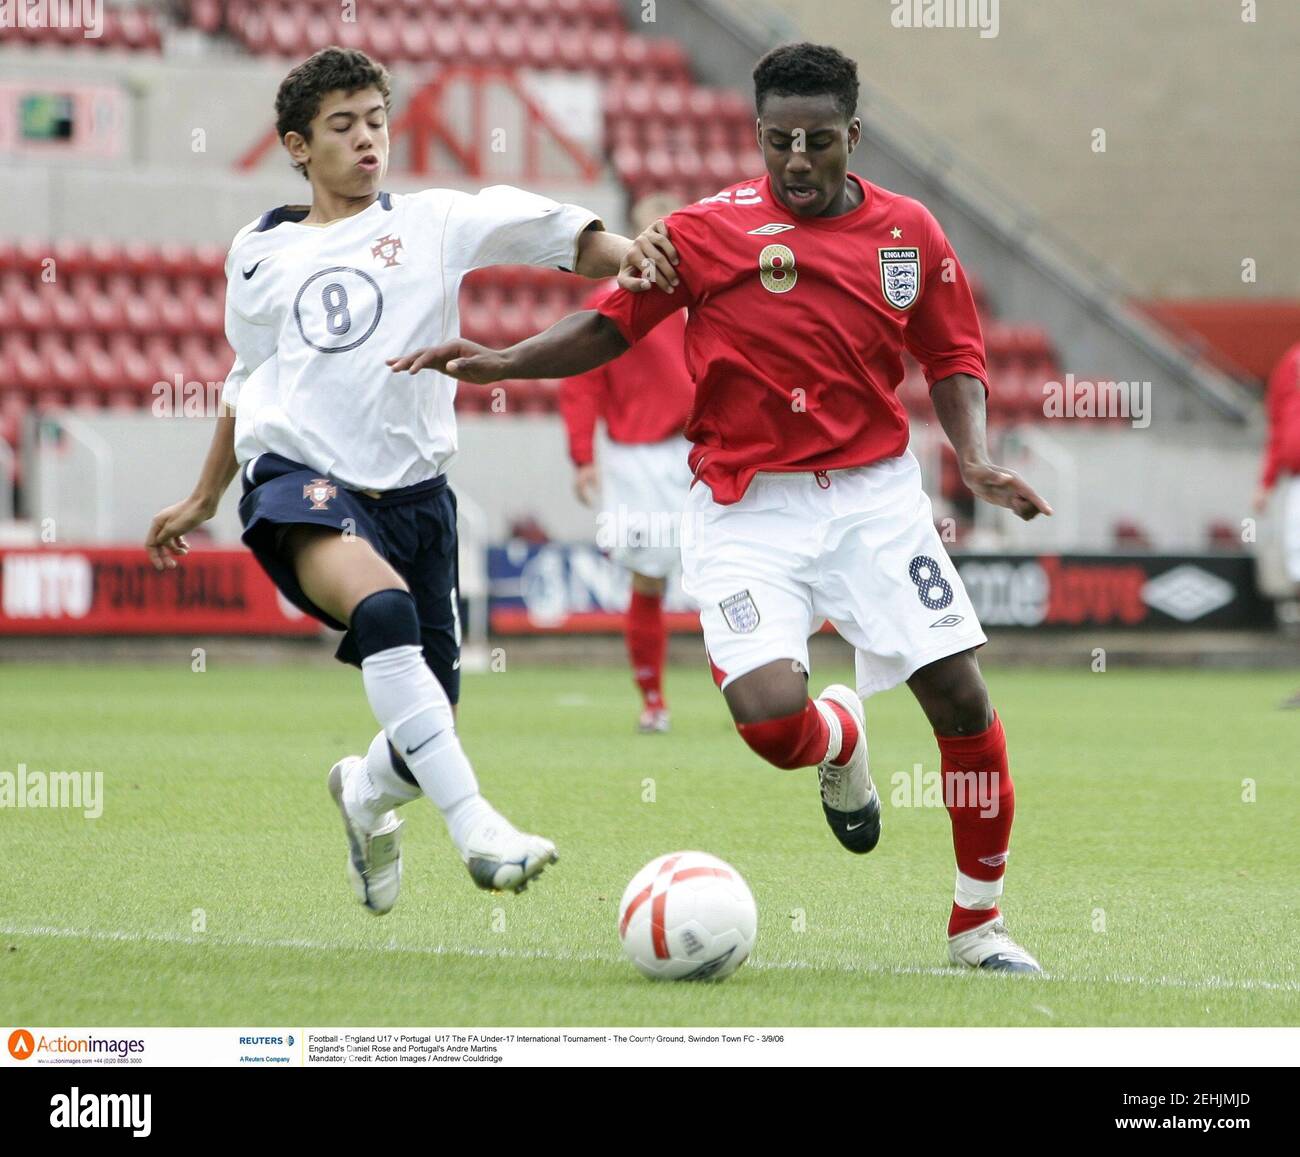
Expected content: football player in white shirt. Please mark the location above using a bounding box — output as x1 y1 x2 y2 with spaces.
145 47 672 914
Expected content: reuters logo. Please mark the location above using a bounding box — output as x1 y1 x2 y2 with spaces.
8 1029 34 1060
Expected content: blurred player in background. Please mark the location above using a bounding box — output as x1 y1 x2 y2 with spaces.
144 48 675 914
559 192 695 734
1254 337 1300 707
392 43 1053 972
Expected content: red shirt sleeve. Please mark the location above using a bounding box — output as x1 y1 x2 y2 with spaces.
557 282 619 467
595 213 699 346
905 210 989 393
558 363 606 466
1260 349 1299 489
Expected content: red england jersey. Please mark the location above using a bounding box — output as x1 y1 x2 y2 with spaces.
597 173 989 504
1260 340 1300 489
558 280 694 467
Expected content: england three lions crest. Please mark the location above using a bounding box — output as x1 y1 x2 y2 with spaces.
720 590 760 634
879 247 921 310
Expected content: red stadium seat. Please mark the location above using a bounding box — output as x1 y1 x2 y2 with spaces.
398 20 431 59
10 282 53 334
107 333 153 390
50 239 92 277
190 0 223 34
368 14 400 62
426 16 465 60
7 336 49 393
48 287 87 331
72 334 120 394
267 8 307 58
649 38 689 77
76 276 126 334
119 241 158 279
687 87 722 123
83 238 122 276
36 334 82 391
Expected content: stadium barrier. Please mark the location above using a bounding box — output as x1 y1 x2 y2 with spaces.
0 546 317 635
488 544 1274 633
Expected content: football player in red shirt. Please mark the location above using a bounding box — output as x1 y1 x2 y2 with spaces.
1254 339 1300 707
559 193 695 734
390 43 1053 972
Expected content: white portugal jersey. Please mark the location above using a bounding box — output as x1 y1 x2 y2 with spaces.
222 186 601 491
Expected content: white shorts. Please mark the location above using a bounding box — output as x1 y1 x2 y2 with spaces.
1284 476 1300 584
598 435 693 579
681 450 988 699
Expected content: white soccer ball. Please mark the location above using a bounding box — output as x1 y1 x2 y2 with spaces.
617 851 758 981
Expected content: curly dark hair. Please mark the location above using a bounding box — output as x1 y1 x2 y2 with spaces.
752 42 859 122
275 46 392 179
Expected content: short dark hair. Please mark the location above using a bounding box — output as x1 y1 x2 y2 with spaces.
752 42 859 122
275 46 392 179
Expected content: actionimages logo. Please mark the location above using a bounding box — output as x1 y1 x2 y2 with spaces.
7 1030 145 1061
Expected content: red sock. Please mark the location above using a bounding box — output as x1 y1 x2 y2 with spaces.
735 698 853 769
936 713 1016 937
824 701 859 764
626 589 666 710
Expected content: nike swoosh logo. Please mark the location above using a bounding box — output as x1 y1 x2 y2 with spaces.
242 259 266 280
845 820 867 831
405 730 444 756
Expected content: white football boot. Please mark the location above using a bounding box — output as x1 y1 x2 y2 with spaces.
814 684 881 854
461 813 558 894
947 916 1043 974
637 706 671 733
327 756 404 916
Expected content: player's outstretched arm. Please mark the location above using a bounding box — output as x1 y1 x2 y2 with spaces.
932 373 1053 522
388 310 629 384
145 409 239 570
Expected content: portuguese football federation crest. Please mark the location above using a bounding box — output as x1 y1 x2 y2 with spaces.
371 234 404 267
303 478 338 510
878 246 921 310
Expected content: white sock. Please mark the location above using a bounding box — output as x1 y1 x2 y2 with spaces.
360 645 493 853
342 731 422 832
445 794 498 850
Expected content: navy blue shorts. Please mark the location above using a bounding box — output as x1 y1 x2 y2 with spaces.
238 453 461 703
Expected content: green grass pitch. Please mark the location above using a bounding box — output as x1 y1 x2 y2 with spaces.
2 659 1298 1026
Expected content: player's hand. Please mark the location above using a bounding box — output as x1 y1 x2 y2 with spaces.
1253 485 1271 515
961 462 1053 521
146 495 214 571
617 219 678 294
387 340 508 384
573 463 599 507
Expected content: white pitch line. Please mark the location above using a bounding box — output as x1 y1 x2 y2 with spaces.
2 923 1298 995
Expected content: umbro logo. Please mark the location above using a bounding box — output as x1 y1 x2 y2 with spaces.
748 223 795 235
930 614 965 628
